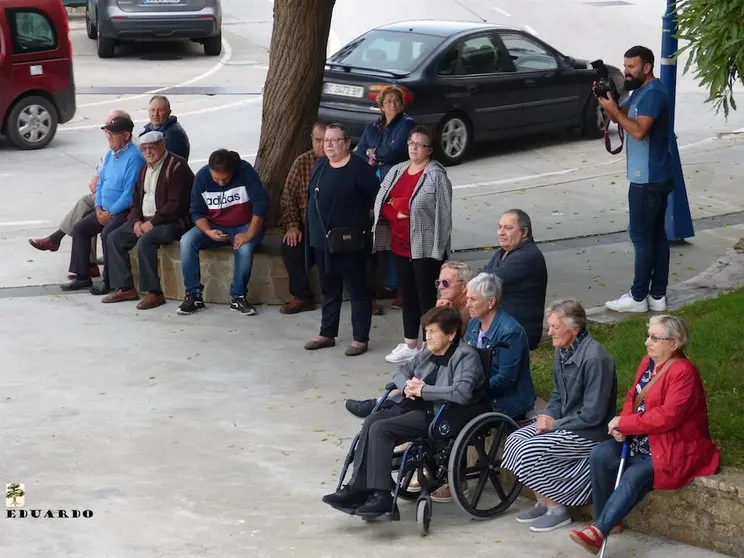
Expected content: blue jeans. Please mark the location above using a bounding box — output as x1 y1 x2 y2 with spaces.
628 181 673 300
590 439 654 536
180 225 265 299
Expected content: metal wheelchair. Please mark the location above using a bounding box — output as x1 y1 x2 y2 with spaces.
335 344 533 535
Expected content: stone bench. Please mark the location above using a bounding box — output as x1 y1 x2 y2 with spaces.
129 229 383 305
521 466 744 556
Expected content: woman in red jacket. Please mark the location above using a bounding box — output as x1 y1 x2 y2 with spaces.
569 314 720 554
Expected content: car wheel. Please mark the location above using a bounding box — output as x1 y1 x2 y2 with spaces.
581 95 604 139
85 8 97 40
436 113 471 166
6 96 58 150
97 25 115 59
204 33 222 56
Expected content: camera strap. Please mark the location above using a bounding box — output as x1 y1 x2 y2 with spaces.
603 114 625 155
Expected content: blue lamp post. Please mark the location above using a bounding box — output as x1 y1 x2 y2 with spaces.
660 0 695 241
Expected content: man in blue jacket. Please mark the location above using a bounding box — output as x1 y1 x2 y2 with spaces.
61 116 145 293
139 95 191 162
177 149 270 317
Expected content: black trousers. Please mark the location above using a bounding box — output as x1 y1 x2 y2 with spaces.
69 211 127 283
107 221 181 293
349 404 429 491
281 238 314 302
392 254 443 339
314 248 372 343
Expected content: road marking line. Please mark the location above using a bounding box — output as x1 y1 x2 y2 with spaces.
60 95 263 132
327 28 341 57
77 34 234 108
0 173 11 177
0 220 50 227
523 24 539 36
491 6 511 16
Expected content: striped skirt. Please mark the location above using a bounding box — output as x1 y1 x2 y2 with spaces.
501 423 598 507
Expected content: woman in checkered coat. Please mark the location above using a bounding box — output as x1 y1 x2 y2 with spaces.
371 125 453 365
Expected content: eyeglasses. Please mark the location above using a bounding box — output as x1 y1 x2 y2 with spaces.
407 140 430 149
647 334 674 342
323 137 348 145
435 279 457 289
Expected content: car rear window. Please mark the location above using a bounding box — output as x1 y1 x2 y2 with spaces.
329 30 443 73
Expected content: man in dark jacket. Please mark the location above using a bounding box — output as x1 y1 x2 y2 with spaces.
178 149 270 317
140 95 191 161
481 209 548 350
102 131 194 310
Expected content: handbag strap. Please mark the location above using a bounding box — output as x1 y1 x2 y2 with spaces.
313 160 334 238
632 357 679 413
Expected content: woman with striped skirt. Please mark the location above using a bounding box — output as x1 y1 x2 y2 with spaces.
501 298 618 533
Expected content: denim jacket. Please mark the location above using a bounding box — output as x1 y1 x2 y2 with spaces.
465 309 536 419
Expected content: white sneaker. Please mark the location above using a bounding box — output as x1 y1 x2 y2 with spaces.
647 295 667 312
605 292 648 313
384 343 420 363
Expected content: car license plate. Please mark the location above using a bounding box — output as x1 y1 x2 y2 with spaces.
324 83 364 98
142 0 181 4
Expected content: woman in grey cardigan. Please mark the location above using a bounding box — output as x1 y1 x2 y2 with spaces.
322 305 484 518
371 126 453 365
501 299 617 533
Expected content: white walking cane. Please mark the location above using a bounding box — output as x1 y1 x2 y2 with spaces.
598 440 631 558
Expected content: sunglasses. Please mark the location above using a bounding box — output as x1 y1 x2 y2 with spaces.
435 279 456 289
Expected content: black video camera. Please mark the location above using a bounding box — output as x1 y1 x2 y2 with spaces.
591 59 620 103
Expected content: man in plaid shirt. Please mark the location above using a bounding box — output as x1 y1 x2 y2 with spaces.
278 121 327 314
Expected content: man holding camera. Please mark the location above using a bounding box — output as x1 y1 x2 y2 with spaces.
597 46 673 313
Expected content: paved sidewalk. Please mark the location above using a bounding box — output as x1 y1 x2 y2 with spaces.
0 295 728 557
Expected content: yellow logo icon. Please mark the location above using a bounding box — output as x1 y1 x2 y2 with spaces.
5 483 25 508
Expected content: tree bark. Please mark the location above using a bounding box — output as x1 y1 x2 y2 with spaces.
254 0 336 229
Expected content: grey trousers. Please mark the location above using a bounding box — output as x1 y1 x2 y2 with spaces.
349 404 429 491
59 194 97 262
107 221 181 293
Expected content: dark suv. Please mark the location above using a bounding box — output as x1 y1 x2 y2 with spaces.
85 0 222 59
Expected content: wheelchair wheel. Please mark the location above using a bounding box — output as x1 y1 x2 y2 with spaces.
448 412 522 519
416 496 432 536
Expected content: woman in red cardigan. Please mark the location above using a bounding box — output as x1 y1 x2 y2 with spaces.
570 314 720 554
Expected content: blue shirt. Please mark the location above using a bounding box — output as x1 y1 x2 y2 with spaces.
465 309 536 419
624 79 673 184
95 142 145 215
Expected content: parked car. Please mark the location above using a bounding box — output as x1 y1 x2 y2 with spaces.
318 20 627 165
0 0 76 150
85 0 222 59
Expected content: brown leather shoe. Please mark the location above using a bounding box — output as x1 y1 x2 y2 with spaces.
372 301 384 316
69 265 100 280
101 288 138 304
29 237 59 252
137 292 165 310
345 343 368 357
391 294 404 309
280 298 315 315
304 337 336 350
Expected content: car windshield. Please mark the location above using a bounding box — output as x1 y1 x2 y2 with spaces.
329 30 444 73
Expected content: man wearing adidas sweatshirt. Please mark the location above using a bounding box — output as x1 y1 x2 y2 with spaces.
178 149 270 316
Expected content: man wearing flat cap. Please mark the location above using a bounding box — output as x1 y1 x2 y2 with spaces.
61 115 145 293
102 131 194 309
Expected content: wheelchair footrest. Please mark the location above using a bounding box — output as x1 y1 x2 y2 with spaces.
361 505 400 522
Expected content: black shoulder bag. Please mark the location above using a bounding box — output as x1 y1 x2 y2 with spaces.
313 160 367 254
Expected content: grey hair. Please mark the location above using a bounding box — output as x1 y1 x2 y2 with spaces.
649 315 689 352
466 272 503 304
546 298 587 330
503 208 533 240
110 109 131 119
440 261 474 283
149 95 171 112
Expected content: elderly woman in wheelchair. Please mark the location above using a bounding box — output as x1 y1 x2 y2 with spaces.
322 305 486 520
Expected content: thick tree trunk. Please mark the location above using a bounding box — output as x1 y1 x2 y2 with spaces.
254 0 336 228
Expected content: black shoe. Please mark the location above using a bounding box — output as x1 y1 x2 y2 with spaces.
321 485 370 513
355 491 394 518
345 398 376 419
177 292 205 315
230 295 256 316
60 277 93 291
89 281 110 296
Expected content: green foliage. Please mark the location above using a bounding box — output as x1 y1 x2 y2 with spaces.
530 288 744 467
676 0 744 117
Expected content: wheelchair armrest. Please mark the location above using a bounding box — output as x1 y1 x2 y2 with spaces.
385 382 397 391
427 403 448 440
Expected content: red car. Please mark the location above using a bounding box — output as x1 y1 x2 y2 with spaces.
0 0 76 149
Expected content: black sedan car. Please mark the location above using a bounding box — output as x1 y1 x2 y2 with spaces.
318 20 626 165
